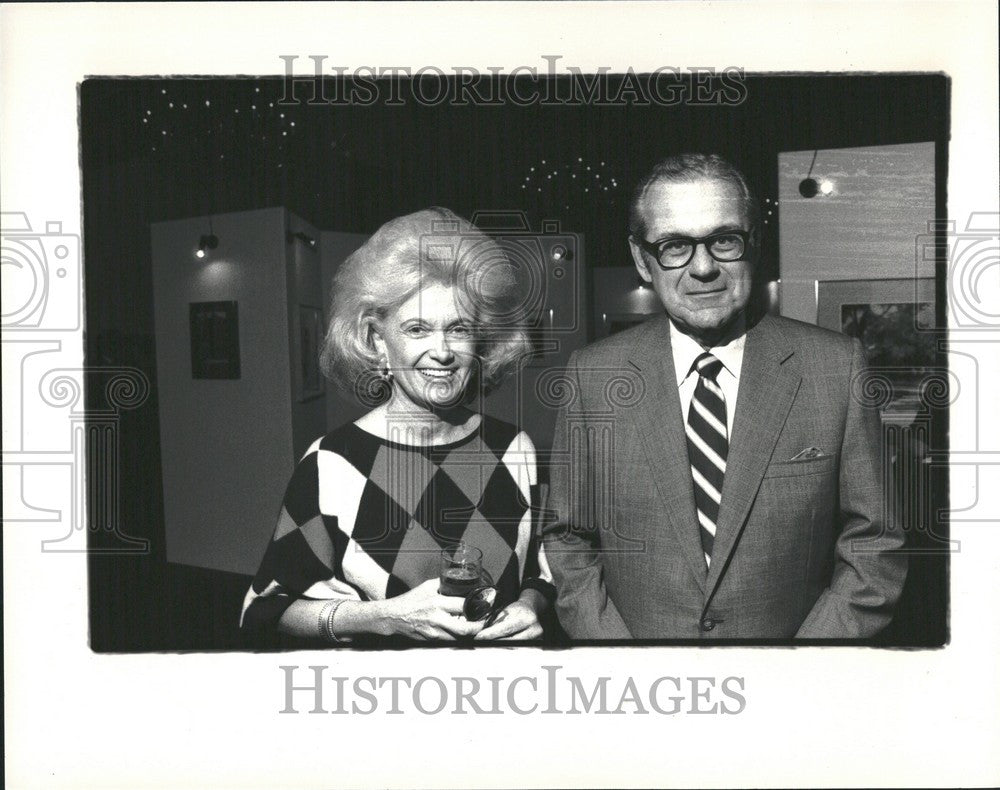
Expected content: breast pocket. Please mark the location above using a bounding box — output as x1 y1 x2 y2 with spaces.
762 453 836 479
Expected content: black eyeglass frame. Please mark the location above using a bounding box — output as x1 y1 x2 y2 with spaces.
631 229 753 270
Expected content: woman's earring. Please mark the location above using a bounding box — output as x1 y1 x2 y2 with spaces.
378 355 394 384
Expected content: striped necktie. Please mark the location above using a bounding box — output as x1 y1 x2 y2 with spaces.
685 352 728 568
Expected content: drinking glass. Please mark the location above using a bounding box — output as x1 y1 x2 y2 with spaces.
439 542 483 597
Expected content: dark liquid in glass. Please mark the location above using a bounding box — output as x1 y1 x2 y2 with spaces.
439 566 480 597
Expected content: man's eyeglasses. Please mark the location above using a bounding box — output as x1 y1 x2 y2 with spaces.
632 230 751 270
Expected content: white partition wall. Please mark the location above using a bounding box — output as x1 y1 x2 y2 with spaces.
151 207 332 575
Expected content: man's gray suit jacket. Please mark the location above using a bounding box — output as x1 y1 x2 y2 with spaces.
541 313 907 639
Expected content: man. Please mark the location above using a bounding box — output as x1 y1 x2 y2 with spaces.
542 153 906 639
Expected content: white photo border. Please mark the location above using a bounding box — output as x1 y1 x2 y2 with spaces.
3 2 998 788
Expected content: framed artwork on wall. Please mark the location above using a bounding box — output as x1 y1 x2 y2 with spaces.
189 300 241 379
296 304 325 401
817 277 937 420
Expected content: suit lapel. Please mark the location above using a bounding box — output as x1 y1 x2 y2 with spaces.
627 315 706 594
705 315 801 593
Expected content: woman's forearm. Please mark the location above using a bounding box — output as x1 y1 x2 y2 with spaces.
276 598 394 642
275 585 544 642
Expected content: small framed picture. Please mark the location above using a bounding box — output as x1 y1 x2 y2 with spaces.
817 277 938 419
189 300 241 379
296 304 325 401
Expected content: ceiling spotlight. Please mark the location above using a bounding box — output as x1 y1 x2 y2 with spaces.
287 230 318 249
799 176 836 198
196 233 219 259
799 149 823 198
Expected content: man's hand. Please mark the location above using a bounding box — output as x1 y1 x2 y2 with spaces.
474 588 546 641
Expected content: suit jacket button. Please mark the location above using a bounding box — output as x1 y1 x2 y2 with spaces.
701 618 715 632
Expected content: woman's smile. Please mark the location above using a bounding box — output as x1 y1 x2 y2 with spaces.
418 367 457 379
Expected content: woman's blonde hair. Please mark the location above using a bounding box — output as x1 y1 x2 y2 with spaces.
320 207 533 401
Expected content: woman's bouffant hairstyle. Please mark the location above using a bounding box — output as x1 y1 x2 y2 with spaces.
320 207 533 400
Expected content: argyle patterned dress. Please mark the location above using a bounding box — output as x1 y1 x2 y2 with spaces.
241 415 553 641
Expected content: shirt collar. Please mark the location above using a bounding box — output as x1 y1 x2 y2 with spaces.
670 315 747 386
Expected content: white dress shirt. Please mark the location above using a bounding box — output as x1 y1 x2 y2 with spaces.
670 319 746 441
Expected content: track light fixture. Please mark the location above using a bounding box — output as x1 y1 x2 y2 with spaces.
287 230 318 249
195 217 218 259
798 150 835 198
196 234 219 259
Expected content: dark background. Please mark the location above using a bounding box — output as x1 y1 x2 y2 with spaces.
81 74 950 650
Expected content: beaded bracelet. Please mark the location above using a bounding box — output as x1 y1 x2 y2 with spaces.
318 599 346 643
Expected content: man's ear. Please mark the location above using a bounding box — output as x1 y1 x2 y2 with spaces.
628 237 654 284
748 226 762 262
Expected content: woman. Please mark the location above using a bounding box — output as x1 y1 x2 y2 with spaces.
241 207 554 644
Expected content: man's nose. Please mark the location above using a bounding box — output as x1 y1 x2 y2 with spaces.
687 243 720 279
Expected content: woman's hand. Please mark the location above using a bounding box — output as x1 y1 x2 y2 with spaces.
474 588 546 641
378 579 484 641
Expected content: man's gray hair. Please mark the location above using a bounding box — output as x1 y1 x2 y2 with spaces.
628 153 760 239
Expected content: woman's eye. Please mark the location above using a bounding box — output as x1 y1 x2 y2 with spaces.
404 325 427 336
450 324 472 336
